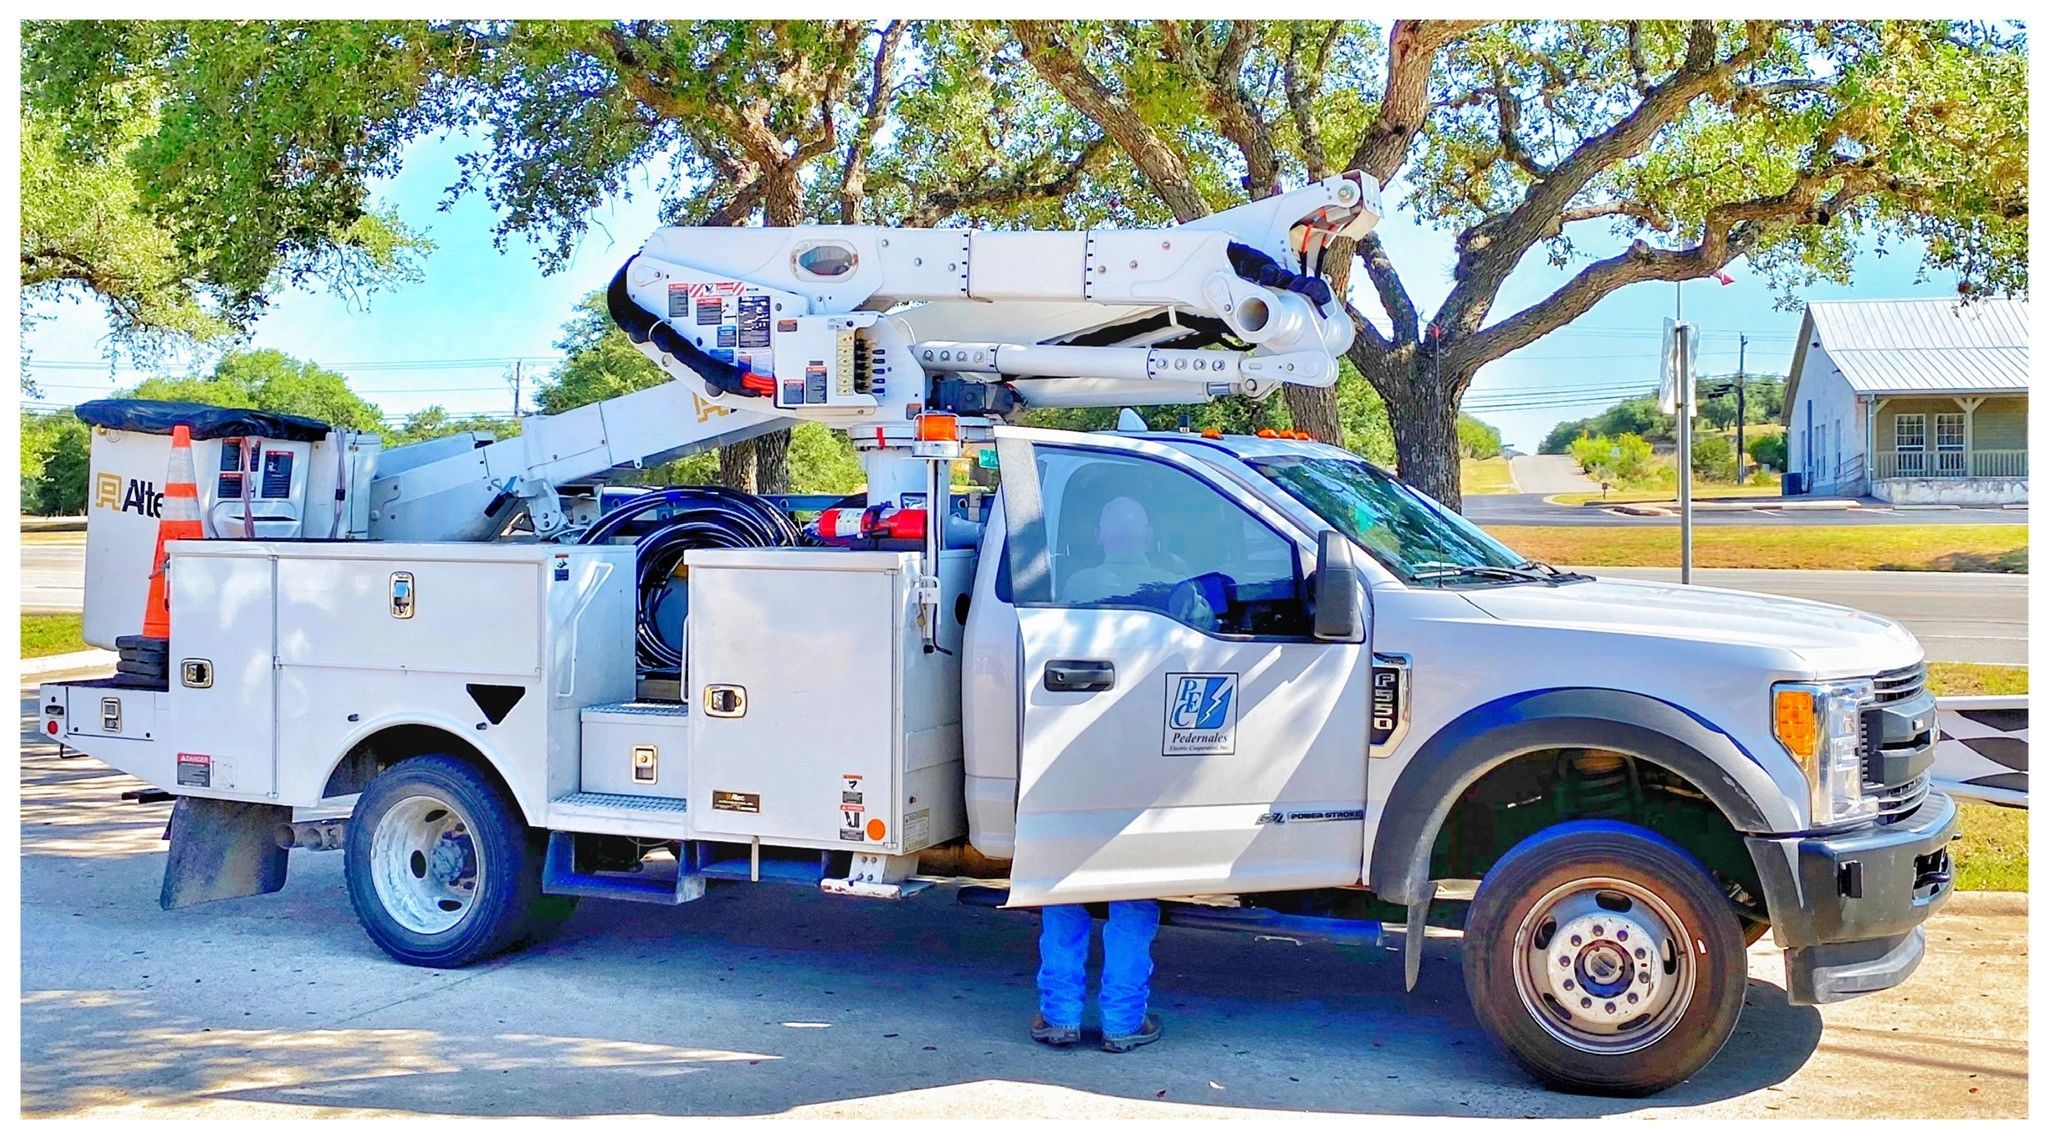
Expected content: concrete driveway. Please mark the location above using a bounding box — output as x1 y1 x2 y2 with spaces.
1509 454 1599 494
19 686 2028 1118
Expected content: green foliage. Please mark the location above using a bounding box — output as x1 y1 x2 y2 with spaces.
1456 413 1502 459
20 110 229 364
1568 431 1657 485
1697 374 1784 431
127 349 388 431
20 412 92 515
388 405 523 447
1749 431 1789 470
1688 435 1737 481
22 20 435 327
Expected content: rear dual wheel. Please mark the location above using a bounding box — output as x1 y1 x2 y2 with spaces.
1462 821 1746 1096
344 754 574 968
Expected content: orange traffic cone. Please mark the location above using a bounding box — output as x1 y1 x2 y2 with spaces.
141 425 206 640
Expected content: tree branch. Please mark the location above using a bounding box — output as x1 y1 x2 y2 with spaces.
1346 19 1483 182
1011 20 1210 220
838 19 905 224
900 135 1114 226
1435 21 1778 339
1282 22 1342 178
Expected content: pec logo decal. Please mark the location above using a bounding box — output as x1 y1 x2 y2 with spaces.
1164 672 1237 757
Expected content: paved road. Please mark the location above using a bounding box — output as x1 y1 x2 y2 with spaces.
18 688 2027 1118
1577 568 2028 666
1508 454 1598 494
1465 494 2030 527
20 539 86 613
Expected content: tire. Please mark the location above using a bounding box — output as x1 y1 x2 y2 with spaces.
1462 820 1747 1096
344 753 575 967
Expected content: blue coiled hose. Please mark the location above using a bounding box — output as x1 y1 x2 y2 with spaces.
577 486 803 670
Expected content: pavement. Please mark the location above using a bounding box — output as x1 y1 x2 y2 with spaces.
1508 453 1598 494
20 537 86 614
1576 568 2028 666
19 687 2030 1118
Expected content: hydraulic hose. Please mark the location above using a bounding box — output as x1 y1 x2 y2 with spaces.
578 486 803 670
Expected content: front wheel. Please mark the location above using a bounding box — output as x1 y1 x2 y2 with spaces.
344 754 573 968
1462 820 1746 1096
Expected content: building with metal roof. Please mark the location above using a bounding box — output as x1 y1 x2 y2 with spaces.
1783 297 2028 505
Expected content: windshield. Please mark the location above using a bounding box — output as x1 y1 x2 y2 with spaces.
1247 455 1531 584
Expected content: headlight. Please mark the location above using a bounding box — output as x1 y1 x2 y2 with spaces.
1773 679 1876 826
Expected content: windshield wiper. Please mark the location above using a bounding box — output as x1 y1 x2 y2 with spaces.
1410 563 1551 585
1513 559 1594 583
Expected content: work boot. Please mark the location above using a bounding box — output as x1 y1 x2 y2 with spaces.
1030 1014 1080 1047
1100 1013 1162 1053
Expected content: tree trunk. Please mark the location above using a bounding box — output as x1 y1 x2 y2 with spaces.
753 427 789 494
720 439 757 491
1282 381 1342 445
1383 376 1466 511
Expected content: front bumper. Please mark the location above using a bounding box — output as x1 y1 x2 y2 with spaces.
1745 788 1958 1005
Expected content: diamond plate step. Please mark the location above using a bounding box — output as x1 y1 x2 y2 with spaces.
552 791 688 814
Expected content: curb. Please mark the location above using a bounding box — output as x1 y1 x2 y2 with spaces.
21 517 87 534
17 650 117 684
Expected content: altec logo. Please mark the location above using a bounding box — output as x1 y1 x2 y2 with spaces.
1164 672 1238 756
94 473 163 518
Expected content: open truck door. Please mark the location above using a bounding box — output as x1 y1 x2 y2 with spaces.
994 428 1372 906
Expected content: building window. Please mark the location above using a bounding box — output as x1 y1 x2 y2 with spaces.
1895 412 1926 476
1935 411 1967 475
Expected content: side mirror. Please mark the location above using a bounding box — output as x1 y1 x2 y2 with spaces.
1311 530 1366 643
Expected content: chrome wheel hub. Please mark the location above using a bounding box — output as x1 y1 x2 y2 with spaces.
1512 877 1697 1054
369 794 481 936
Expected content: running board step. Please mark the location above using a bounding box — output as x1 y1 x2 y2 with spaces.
956 886 1386 947
541 832 705 905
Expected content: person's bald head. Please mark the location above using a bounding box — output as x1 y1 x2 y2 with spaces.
1096 496 1152 560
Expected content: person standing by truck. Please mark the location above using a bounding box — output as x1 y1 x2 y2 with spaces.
1031 900 1163 1052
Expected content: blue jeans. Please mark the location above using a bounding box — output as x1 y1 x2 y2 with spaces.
1037 900 1160 1037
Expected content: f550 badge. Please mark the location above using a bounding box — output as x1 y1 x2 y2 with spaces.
1164 672 1237 756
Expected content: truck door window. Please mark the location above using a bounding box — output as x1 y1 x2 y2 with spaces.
1014 447 1307 637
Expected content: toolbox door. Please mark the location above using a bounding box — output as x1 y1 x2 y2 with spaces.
996 429 1370 907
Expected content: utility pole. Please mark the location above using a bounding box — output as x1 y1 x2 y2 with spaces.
1676 324 1694 584
512 360 523 418
1735 334 1748 485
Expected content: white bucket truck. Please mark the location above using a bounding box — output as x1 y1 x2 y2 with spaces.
42 173 1956 1095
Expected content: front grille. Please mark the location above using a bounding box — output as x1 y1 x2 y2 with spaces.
1873 661 1927 704
1869 773 1930 824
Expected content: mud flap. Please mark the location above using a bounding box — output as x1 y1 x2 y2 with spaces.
160 796 291 910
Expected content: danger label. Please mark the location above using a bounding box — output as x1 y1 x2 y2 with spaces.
838 774 865 841
176 752 212 788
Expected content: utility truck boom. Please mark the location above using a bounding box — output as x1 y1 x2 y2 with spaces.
45 173 1956 1096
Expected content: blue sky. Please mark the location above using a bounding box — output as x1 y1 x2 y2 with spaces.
23 130 1969 452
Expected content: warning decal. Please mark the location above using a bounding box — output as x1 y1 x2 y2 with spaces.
838 774 865 842
695 296 725 326
737 295 772 348
176 752 213 788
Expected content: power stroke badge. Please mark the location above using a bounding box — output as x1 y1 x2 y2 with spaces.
1163 672 1237 756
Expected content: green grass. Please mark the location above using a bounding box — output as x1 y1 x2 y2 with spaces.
1927 662 2029 697
21 613 87 659
1488 523 2029 573
1953 803 2028 891
1460 456 1518 495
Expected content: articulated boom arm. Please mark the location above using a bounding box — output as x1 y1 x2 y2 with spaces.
366 174 1379 542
